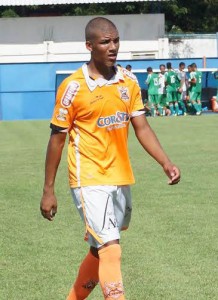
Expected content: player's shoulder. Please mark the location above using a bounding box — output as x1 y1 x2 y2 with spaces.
120 67 137 82
59 68 83 89
57 68 83 103
66 67 83 82
146 73 151 79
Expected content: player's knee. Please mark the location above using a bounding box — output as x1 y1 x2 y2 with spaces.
98 243 122 263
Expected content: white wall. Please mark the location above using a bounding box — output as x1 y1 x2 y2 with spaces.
169 36 217 58
0 14 167 63
0 15 217 63
0 39 169 63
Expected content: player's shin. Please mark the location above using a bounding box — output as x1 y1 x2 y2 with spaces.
197 101 202 112
158 105 163 116
98 244 125 300
151 106 155 117
169 103 174 115
179 101 187 114
67 250 99 300
174 102 179 115
192 101 199 113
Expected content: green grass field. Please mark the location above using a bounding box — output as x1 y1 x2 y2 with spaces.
0 115 218 300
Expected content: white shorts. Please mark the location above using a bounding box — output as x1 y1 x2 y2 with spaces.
71 185 132 248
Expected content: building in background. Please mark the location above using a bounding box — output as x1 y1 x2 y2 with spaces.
0 14 168 63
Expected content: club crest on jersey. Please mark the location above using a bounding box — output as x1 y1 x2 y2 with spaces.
61 81 80 108
118 87 130 101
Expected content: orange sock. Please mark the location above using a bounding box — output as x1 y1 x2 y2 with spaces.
67 251 99 300
98 244 125 300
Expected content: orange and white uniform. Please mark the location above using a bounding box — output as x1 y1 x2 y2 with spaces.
51 64 144 188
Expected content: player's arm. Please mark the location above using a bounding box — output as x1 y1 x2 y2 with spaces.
40 129 67 221
179 73 185 92
145 74 151 85
190 73 196 84
164 73 168 86
131 114 180 185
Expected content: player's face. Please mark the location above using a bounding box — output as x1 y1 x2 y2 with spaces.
180 64 185 71
86 27 120 67
160 66 165 73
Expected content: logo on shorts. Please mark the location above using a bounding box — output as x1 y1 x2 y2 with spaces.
118 87 130 101
107 217 118 229
61 81 80 108
104 281 124 299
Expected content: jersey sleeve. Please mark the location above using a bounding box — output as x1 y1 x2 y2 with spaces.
164 72 168 83
146 74 151 85
176 71 181 81
190 72 195 80
50 77 79 132
130 81 145 118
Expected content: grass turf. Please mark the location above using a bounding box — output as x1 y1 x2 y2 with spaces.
0 115 217 300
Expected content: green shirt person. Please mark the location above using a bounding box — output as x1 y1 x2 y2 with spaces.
145 67 160 116
189 63 202 115
165 62 179 116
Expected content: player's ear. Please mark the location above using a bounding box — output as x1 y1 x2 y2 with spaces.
86 40 93 52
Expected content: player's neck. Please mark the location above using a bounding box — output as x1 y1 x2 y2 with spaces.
87 62 115 80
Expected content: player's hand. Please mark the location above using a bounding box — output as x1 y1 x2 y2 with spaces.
163 162 181 185
40 192 57 221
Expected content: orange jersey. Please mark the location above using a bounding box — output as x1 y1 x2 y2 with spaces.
51 64 144 187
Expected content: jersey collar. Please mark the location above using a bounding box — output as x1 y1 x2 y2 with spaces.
82 63 124 92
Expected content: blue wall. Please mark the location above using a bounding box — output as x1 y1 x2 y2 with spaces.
0 57 217 121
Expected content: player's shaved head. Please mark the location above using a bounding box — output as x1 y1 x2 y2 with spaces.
85 17 118 41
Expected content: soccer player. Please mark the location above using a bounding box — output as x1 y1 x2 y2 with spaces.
165 62 179 116
176 62 187 116
146 67 161 116
185 64 193 113
40 17 180 300
158 64 169 116
189 63 202 115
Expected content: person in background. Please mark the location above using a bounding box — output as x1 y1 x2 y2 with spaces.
158 64 170 116
176 62 187 116
165 62 179 116
40 17 180 300
189 63 202 115
146 67 161 116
